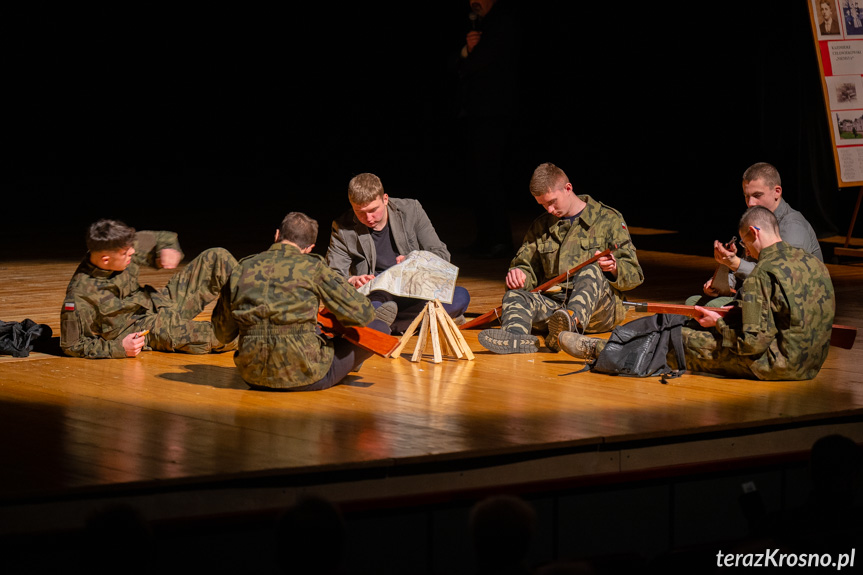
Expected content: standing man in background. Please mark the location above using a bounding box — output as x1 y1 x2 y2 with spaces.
456 0 521 259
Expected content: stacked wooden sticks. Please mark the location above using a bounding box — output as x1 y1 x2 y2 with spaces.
388 300 475 363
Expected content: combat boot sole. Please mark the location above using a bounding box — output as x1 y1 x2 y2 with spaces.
374 301 399 326
478 329 540 354
546 309 577 353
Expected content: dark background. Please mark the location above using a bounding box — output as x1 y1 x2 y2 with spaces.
4 1 858 262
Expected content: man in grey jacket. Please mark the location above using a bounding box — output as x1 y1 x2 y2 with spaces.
689 162 824 306
326 173 470 333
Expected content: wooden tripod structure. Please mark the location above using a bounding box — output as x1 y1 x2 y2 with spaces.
388 300 475 363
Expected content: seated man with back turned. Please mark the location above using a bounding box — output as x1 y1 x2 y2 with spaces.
478 162 644 354
61 219 237 358
213 212 391 391
690 161 823 307
326 172 470 334
561 206 835 380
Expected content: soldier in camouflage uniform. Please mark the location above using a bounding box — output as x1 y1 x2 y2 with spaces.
560 206 835 380
60 219 238 359
478 162 644 354
212 212 391 391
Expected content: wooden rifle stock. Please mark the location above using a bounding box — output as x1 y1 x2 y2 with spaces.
317 309 400 357
623 301 857 350
459 246 616 330
624 301 734 317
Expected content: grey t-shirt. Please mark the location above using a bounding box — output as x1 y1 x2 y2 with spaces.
371 222 399 274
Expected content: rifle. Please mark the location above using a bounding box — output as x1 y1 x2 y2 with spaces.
459 246 617 330
317 308 400 357
623 301 857 350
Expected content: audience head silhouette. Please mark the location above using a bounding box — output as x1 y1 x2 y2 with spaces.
275 495 347 574
469 494 537 574
78 503 154 575
809 433 862 506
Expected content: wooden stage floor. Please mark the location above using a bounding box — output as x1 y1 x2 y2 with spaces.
2 231 862 537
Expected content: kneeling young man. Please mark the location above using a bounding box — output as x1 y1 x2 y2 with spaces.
479 162 643 354
213 212 391 391
61 219 237 359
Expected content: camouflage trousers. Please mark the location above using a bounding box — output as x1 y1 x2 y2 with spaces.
668 326 757 379
147 248 238 354
501 263 619 335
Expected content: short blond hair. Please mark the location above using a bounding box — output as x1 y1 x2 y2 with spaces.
347 173 385 206
529 163 569 197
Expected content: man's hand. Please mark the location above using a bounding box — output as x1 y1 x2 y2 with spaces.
505 268 527 290
702 277 720 297
395 255 406 265
596 250 618 278
348 274 375 288
713 240 740 271
693 305 722 328
122 331 147 357
466 30 482 53
157 248 182 269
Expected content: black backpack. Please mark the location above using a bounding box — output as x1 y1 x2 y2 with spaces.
0 319 53 358
589 313 689 381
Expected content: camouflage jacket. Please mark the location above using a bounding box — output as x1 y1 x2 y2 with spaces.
60 231 183 359
212 243 375 389
715 241 835 380
509 194 643 315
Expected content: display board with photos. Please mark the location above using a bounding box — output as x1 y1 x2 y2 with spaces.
808 0 863 187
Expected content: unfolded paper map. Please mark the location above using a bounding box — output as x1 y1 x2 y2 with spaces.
358 250 458 304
